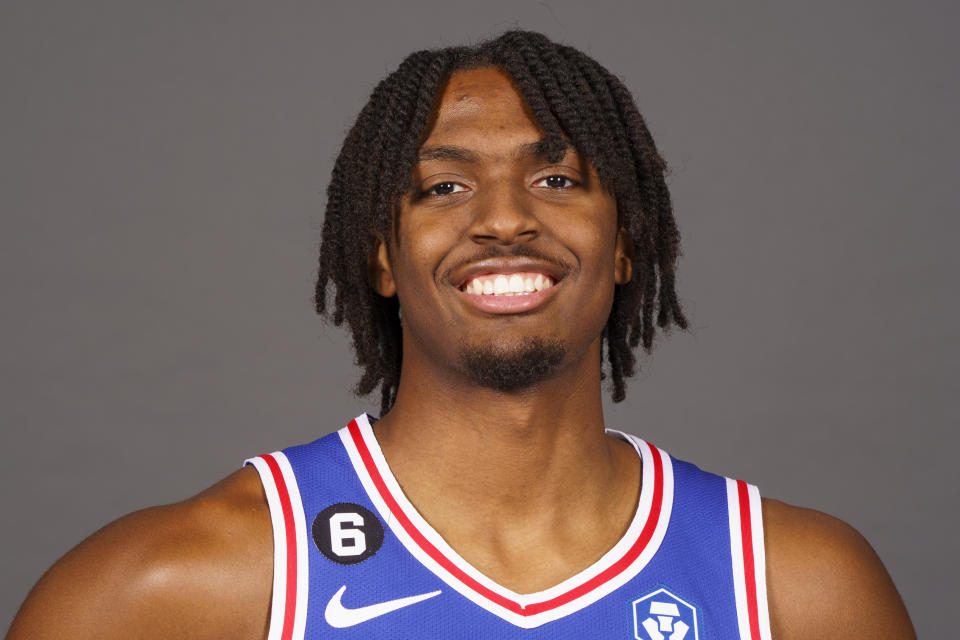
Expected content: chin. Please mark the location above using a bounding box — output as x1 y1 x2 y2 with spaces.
457 336 566 392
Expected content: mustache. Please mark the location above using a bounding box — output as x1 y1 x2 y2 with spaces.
440 244 572 282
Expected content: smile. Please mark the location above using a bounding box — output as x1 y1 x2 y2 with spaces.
457 271 558 314
460 272 555 296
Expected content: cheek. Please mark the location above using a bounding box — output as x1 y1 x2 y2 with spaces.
391 219 459 301
566 214 620 319
566 211 619 275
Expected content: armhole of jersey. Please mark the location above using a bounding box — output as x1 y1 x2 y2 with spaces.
726 478 773 640
245 453 309 640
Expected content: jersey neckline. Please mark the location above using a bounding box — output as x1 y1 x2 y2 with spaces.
337 413 675 628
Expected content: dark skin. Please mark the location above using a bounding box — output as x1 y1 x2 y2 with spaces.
7 67 915 639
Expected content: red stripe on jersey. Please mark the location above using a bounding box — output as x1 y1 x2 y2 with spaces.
347 419 663 616
737 479 762 640
262 454 298 640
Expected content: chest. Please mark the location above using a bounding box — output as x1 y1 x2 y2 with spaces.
245 417 770 639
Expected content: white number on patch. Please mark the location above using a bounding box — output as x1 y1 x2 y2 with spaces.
329 512 367 557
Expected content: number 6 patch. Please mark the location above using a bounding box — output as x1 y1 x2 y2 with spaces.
312 503 385 565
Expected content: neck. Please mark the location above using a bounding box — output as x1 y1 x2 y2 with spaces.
371 340 642 591
377 338 610 507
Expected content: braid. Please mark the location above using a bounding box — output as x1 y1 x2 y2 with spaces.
315 30 687 410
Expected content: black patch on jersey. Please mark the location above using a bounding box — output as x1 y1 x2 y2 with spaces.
312 502 384 565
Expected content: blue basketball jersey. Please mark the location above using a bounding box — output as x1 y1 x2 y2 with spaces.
245 414 772 639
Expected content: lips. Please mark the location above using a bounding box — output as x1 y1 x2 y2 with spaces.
459 283 557 314
449 258 565 315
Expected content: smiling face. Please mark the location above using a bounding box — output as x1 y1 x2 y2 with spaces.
371 66 632 393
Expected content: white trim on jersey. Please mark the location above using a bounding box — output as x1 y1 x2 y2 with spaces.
245 452 310 640
339 413 675 629
725 478 773 640
244 456 287 640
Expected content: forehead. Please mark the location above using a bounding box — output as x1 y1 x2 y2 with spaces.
421 66 544 147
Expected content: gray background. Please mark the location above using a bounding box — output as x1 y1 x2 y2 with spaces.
2 1 957 636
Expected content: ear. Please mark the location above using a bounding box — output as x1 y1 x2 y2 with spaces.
614 227 633 285
368 236 397 297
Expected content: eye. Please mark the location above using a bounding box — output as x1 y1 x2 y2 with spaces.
535 175 577 189
422 181 468 197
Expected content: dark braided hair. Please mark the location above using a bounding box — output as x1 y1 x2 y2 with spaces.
315 30 687 415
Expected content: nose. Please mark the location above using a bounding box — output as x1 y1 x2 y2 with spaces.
467 182 540 245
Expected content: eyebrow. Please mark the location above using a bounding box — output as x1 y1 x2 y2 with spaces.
417 145 478 163
416 138 574 164
515 139 573 160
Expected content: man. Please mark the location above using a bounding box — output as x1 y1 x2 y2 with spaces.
7 31 914 639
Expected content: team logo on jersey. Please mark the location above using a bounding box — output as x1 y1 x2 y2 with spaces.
312 502 385 565
632 588 699 640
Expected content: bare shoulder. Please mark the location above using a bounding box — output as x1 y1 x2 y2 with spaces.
7 467 273 640
762 498 915 639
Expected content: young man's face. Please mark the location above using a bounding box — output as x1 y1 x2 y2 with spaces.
372 66 631 391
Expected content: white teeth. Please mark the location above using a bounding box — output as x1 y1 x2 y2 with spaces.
463 272 555 296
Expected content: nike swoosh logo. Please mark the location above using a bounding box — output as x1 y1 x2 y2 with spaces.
324 585 442 628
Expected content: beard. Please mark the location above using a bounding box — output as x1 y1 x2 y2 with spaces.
458 336 566 392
